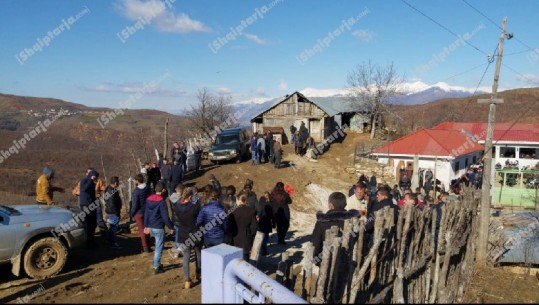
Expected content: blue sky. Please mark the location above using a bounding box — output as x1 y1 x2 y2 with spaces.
1 0 538 113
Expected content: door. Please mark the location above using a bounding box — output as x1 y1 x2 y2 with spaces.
309 119 321 142
396 160 405 182
0 214 16 261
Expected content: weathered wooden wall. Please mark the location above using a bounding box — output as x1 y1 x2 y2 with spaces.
294 193 479 304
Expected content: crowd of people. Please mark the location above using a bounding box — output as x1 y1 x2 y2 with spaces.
250 131 284 168
31 130 467 292
311 175 453 265
35 162 297 289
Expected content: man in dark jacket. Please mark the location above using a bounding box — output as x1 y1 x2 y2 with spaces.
130 174 151 253
104 176 122 248
79 169 99 248
311 192 360 263
170 142 181 164
196 188 227 248
365 188 399 234
148 162 161 192
160 158 172 195
369 171 378 197
170 160 183 192
144 183 174 274
265 131 274 164
273 138 282 169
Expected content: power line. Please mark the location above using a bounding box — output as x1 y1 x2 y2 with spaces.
504 49 539 57
439 62 488 83
461 0 538 54
399 0 489 57
502 63 536 83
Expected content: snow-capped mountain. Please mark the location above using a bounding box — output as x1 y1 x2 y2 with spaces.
232 82 491 123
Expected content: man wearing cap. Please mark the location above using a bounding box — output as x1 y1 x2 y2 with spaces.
36 166 64 206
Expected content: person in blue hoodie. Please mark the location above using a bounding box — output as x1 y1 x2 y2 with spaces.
144 183 174 274
79 169 99 248
130 174 151 253
196 187 227 248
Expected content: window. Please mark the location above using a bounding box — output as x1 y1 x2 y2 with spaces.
499 147 516 158
472 156 477 164
520 147 539 159
454 161 460 172
215 134 239 145
465 158 469 168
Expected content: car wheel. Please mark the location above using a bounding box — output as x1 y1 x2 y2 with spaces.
23 237 67 279
236 156 241 163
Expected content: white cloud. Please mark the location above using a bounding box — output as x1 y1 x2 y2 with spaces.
516 73 539 86
216 87 232 95
116 0 210 33
352 29 374 43
278 80 288 91
243 33 268 45
87 82 188 97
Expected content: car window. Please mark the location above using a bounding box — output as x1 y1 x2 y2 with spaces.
216 134 239 145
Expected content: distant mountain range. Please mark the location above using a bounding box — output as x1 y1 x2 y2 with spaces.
232 82 489 123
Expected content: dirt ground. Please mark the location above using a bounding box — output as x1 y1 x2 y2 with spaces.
1 131 538 303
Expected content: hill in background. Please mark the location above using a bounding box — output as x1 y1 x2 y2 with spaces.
384 87 539 134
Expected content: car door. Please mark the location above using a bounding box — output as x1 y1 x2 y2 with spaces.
0 213 17 262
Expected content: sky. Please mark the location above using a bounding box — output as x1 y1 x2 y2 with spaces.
1 0 538 113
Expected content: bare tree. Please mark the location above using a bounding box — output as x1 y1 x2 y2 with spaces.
347 61 404 139
187 88 234 137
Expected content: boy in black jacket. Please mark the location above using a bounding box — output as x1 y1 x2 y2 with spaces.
311 192 360 264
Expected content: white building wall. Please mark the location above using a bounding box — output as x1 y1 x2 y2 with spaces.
376 156 452 191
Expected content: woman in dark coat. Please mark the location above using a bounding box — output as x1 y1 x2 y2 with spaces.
256 191 274 255
173 188 202 289
270 182 292 245
228 194 258 259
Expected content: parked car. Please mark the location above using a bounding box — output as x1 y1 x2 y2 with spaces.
208 128 251 164
0 204 86 279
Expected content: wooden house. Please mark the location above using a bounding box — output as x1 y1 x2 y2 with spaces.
250 91 363 143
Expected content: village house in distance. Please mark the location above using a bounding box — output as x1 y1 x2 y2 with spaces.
250 91 369 143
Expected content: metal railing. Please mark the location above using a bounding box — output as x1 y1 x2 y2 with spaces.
201 244 307 304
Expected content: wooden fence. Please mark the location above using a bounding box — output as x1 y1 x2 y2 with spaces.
291 193 479 304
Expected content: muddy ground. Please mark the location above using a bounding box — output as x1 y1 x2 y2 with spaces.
1 132 538 303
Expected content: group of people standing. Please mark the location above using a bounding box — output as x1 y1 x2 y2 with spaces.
250 131 283 168
127 173 293 289
311 176 450 264
290 121 314 156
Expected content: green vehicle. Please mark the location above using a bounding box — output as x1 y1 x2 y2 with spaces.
208 128 251 164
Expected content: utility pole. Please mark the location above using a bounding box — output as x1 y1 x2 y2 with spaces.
477 17 508 264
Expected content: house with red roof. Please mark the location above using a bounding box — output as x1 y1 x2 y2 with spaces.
371 128 484 192
432 122 539 169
